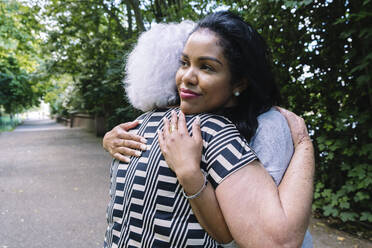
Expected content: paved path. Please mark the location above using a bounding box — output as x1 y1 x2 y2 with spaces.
0 119 371 248
0 119 111 248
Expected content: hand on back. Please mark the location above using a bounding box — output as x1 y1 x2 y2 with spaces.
102 121 147 163
275 106 312 149
103 107 312 163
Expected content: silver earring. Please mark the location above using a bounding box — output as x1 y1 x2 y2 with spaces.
234 91 240 97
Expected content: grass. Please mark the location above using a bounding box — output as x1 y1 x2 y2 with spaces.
314 212 372 242
0 115 21 132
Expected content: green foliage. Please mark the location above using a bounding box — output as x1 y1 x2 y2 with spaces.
8 0 370 226
227 0 372 224
0 1 45 114
0 58 40 114
0 114 22 132
40 0 208 130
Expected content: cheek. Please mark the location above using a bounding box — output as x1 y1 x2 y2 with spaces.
206 79 232 96
175 70 183 87
207 81 233 104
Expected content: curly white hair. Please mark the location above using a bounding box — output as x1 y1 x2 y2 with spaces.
124 21 196 112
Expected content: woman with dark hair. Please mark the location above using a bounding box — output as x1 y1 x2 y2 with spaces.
104 11 314 248
195 11 281 140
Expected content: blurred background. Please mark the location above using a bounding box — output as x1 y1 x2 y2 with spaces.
1 0 371 245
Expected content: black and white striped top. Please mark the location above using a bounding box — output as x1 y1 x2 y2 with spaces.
104 108 257 248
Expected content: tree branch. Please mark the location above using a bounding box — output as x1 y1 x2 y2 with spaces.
125 0 145 32
100 1 128 39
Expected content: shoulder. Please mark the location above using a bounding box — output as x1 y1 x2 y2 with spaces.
252 108 291 144
200 113 235 131
198 113 234 128
250 108 294 185
133 109 171 135
136 108 170 121
194 113 242 143
257 108 289 132
196 113 256 188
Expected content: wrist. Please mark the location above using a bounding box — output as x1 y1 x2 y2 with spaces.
182 170 208 200
295 136 312 149
294 138 314 154
177 169 205 195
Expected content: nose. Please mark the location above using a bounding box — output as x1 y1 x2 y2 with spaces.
181 67 197 86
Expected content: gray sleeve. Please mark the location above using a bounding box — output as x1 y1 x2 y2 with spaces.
249 108 294 186
249 109 313 247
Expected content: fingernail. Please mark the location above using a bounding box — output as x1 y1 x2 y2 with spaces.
140 138 147 143
140 144 147 150
135 151 141 157
124 157 131 163
195 116 200 125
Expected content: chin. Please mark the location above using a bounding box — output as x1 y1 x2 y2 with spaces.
180 103 199 115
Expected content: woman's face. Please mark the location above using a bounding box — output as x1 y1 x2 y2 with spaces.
176 30 236 115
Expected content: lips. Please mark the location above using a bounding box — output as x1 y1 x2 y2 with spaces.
179 88 201 100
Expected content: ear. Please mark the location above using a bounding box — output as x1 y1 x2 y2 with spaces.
232 79 248 96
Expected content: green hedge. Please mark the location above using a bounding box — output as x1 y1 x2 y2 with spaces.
0 115 21 132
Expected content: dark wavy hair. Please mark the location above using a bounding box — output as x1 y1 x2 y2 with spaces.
193 11 281 140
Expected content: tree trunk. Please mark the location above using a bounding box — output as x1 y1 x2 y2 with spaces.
126 3 133 36
100 0 128 38
126 0 145 32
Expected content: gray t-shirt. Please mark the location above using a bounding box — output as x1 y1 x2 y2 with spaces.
250 108 313 248
250 108 293 185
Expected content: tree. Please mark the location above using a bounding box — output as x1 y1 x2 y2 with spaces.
40 0 209 128
0 1 44 115
27 0 372 225
224 0 372 224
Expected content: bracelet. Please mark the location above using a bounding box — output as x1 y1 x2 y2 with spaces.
182 171 208 200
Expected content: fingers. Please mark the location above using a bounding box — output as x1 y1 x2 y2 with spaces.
114 138 147 151
163 114 172 137
113 153 131 163
115 121 146 143
158 129 165 153
178 111 188 136
192 116 202 144
274 106 286 114
275 106 311 148
117 130 147 144
116 146 142 157
170 110 178 133
278 107 308 132
275 106 301 123
119 120 140 131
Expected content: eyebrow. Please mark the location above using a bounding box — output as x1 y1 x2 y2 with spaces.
181 53 223 66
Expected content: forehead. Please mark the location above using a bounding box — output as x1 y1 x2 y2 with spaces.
183 30 224 59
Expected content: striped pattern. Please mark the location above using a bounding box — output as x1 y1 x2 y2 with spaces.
104 108 257 248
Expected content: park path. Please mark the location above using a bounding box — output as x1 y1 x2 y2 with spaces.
0 119 371 248
0 119 111 248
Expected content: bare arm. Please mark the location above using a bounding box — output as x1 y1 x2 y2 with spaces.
102 113 233 243
216 110 314 247
103 109 314 246
158 110 233 244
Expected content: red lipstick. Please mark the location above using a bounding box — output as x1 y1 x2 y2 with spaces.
179 88 201 100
